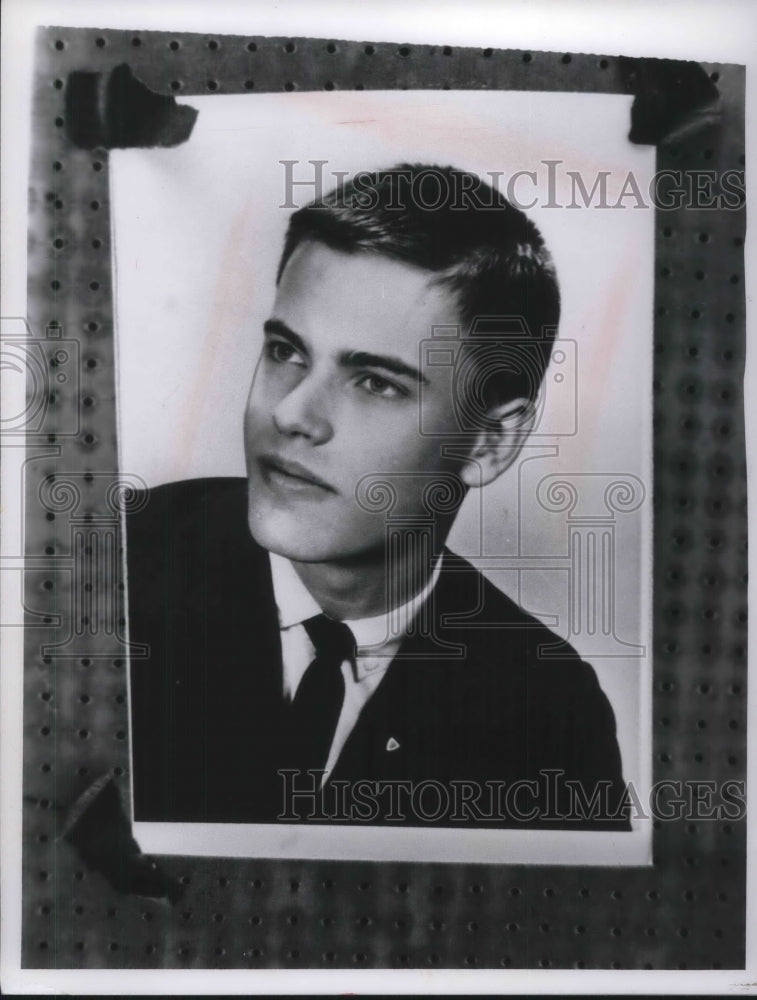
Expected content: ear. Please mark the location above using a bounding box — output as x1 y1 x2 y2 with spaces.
459 397 536 488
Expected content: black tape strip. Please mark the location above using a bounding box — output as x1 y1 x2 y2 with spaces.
61 774 183 902
620 57 721 144
64 62 198 149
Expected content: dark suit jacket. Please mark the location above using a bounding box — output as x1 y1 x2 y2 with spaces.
127 477 630 829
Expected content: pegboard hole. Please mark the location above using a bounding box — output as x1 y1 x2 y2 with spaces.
561 53 572 64
244 80 255 90
207 80 219 91
169 40 180 51
284 41 296 53
95 37 106 48
54 39 65 50
171 81 182 91
364 44 375 55
599 58 610 68
398 45 411 57
482 48 493 58
208 39 219 51
522 52 533 63
247 41 257 52
131 37 142 48
326 42 337 53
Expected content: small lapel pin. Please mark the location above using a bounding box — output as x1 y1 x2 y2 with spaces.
386 737 400 752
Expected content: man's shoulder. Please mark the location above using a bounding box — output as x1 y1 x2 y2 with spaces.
128 476 248 526
438 549 586 664
126 476 265 580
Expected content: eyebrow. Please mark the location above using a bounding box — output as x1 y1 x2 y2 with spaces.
263 317 429 385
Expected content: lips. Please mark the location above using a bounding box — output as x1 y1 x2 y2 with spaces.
258 454 337 494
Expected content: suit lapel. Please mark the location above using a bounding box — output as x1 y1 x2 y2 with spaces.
329 550 487 783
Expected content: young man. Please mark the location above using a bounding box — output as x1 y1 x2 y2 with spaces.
128 164 629 829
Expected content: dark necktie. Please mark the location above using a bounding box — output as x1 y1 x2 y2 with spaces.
289 614 354 774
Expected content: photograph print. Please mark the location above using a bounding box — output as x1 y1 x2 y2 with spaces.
114 88 652 863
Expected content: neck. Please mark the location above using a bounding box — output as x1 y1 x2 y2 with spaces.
292 535 441 621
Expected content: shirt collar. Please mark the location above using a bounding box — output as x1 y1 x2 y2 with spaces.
269 551 443 653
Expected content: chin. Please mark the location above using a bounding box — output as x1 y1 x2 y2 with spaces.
246 506 367 564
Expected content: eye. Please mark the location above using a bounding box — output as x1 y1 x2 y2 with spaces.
265 339 305 366
356 373 406 399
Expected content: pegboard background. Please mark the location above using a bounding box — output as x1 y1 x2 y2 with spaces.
20 27 746 970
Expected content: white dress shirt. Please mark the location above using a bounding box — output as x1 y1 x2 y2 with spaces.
269 552 442 782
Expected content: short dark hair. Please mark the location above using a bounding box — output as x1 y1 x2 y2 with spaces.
277 163 560 409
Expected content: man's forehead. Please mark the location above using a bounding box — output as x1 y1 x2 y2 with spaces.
274 240 462 353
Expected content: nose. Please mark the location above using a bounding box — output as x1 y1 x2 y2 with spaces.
272 374 334 444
